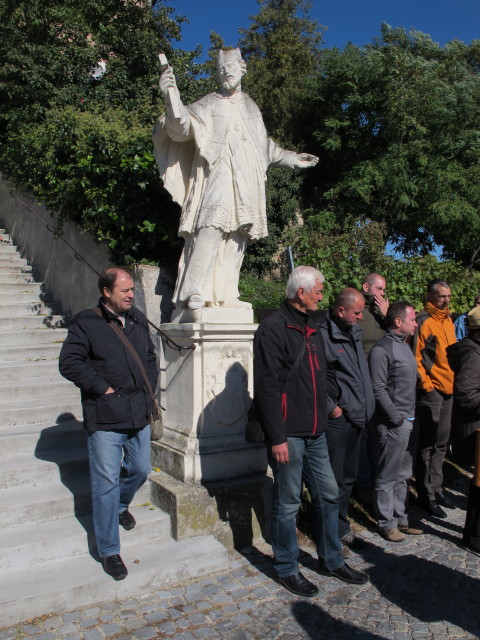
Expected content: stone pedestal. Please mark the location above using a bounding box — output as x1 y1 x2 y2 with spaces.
153 309 268 484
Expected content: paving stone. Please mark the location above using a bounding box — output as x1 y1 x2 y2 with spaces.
63 612 83 624
124 617 148 630
83 630 104 640
79 617 100 629
100 623 123 636
56 623 79 636
132 627 158 640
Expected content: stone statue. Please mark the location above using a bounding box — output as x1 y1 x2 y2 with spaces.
153 48 318 311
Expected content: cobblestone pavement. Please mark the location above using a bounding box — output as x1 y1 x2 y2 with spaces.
2 470 479 640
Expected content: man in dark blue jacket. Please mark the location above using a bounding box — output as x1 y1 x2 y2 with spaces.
319 289 375 555
59 268 158 581
254 267 368 597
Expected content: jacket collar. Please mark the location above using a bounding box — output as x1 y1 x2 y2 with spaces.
385 328 407 343
280 299 312 329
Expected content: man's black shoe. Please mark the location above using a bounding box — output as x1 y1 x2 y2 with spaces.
340 531 368 550
435 490 457 510
276 572 319 597
101 554 128 581
119 509 136 530
328 562 369 585
418 498 447 518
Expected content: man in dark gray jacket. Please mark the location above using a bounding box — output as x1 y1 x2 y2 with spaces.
319 289 375 553
369 301 423 541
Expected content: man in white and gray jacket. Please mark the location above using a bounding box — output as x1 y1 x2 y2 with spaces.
369 301 424 542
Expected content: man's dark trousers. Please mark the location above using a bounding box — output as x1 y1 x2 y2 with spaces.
325 413 363 539
416 388 453 500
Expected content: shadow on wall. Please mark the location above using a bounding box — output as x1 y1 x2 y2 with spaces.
198 361 271 550
34 412 98 559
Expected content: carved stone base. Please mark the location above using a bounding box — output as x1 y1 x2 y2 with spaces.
149 470 272 549
158 320 267 483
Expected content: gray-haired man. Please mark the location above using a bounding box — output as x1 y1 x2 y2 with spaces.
254 267 369 597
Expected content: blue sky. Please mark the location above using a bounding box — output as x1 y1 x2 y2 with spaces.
167 0 480 60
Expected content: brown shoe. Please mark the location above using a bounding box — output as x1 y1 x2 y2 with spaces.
399 526 424 535
379 527 405 542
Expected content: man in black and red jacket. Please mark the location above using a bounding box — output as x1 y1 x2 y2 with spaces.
254 266 369 597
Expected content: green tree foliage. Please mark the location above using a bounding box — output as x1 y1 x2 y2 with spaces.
281 215 480 312
301 25 480 269
238 0 324 145
0 0 204 267
235 0 325 275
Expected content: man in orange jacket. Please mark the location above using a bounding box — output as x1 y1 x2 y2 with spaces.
413 279 457 518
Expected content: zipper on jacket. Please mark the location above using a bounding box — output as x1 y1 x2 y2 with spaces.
306 341 318 435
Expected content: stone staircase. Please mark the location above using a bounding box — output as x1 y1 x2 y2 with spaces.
0 229 228 628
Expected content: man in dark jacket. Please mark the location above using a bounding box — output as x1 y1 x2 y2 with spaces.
369 301 423 541
254 267 369 597
319 289 375 553
359 273 389 358
447 306 480 466
59 268 158 581
355 273 389 503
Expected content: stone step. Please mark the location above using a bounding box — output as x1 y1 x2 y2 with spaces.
0 504 171 570
0 327 67 346
0 378 75 402
0 473 155 530
0 292 50 304
0 445 89 489
0 420 85 460
0 479 91 529
0 281 41 292
0 244 19 253
0 315 64 330
0 342 63 362
0 302 53 317
0 534 228 628
0 397 82 425
0 263 32 273
0 272 35 284
0 359 61 380
0 256 29 266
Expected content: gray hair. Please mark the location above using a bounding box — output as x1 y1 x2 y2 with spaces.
427 278 450 294
286 266 325 300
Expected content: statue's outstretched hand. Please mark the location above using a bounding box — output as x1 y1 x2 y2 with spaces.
159 66 177 97
295 153 319 168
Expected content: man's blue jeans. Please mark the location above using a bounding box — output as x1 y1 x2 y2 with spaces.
87 425 151 558
269 434 343 577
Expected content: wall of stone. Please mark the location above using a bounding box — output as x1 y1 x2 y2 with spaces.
0 179 174 319
0 180 109 316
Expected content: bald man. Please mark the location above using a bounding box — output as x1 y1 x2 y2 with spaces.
318 289 375 554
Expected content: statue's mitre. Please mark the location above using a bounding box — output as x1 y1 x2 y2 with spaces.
216 48 242 66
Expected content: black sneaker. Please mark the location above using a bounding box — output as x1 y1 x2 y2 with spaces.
102 554 128 580
435 490 457 510
119 509 136 530
276 572 319 597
